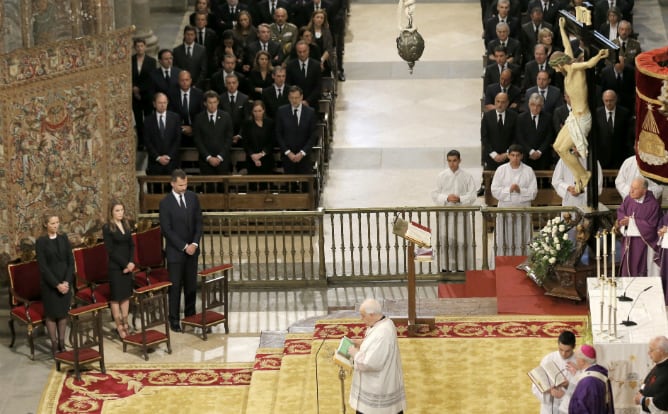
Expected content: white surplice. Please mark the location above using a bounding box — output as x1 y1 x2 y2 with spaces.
491 162 537 256
430 167 478 270
531 350 577 414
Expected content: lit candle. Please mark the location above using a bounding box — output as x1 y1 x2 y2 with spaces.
596 232 601 278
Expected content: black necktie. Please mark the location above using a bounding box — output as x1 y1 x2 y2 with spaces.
293 108 298 123
608 112 614 130
270 1 275 14
501 87 506 93
198 30 204 44
182 93 189 123
532 115 538 129
498 113 503 127
209 114 215 126
164 70 170 82
277 88 282 99
301 62 306 77
186 46 191 57
230 95 235 106
159 114 166 134
179 194 185 209
621 41 626 54
540 90 546 98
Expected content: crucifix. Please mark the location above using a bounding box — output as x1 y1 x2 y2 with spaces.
552 6 619 209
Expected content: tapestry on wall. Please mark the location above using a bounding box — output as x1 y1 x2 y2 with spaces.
0 27 136 262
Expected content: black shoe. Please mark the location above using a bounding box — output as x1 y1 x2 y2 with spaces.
477 186 485 197
170 324 182 333
338 71 346 81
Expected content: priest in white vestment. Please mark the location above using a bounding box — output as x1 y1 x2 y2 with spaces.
491 144 538 256
531 331 579 414
431 149 478 271
349 298 406 414
615 155 663 200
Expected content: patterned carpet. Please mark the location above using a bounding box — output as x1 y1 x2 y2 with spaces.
39 316 587 414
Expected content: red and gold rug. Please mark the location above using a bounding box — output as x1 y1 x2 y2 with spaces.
38 363 253 414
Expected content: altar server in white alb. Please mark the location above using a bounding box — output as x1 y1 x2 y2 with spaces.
491 144 538 255
531 330 579 414
431 149 478 272
348 298 406 414
552 146 602 207
615 155 664 200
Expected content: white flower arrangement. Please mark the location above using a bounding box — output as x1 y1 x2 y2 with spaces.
527 216 575 284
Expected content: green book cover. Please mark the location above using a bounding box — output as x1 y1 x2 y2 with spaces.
336 336 354 359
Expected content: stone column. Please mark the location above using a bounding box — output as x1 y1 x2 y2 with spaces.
114 0 133 30
132 0 158 55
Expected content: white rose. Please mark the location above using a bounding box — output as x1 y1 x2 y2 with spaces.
563 233 569 241
548 257 556 264
556 243 561 250
559 225 565 232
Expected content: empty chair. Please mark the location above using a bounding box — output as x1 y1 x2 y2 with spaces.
54 302 107 380
123 281 172 360
7 260 45 360
181 264 232 340
133 226 170 287
73 243 112 305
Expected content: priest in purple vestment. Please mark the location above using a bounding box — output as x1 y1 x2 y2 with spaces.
569 345 614 414
616 177 660 277
656 215 668 304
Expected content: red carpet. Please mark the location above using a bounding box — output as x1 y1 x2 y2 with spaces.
438 256 589 315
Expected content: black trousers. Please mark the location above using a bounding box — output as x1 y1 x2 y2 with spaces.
167 255 198 325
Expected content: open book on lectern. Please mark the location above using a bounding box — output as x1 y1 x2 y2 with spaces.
528 360 567 393
392 217 431 248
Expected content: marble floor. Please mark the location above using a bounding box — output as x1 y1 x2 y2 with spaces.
2 1 668 413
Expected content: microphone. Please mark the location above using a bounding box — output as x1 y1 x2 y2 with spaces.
618 276 638 302
314 331 330 414
621 286 653 327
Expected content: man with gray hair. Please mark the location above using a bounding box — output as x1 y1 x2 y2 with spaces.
516 92 554 170
568 344 614 413
617 177 660 276
348 298 406 414
635 336 668 413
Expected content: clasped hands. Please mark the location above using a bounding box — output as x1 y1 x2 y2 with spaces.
287 151 305 163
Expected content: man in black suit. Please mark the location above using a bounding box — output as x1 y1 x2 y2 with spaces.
194 12 219 81
159 169 203 332
483 46 521 90
275 85 318 174
481 92 518 171
523 70 563 114
527 0 559 25
150 49 182 98
168 71 204 148
262 66 290 119
486 22 523 65
256 0 291 25
210 54 250 97
599 59 636 112
219 73 251 148
193 90 234 174
520 7 552 62
173 26 208 88
132 38 157 149
244 23 284 70
286 41 323 107
214 0 248 34
552 91 571 132
516 92 555 170
484 68 521 112
144 93 182 176
596 90 633 169
522 44 557 91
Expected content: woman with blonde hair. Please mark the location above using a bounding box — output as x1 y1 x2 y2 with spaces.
102 200 136 339
35 212 74 356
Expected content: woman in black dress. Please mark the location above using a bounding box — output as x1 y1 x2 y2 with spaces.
102 200 136 339
36 213 74 355
248 50 274 100
242 100 275 174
